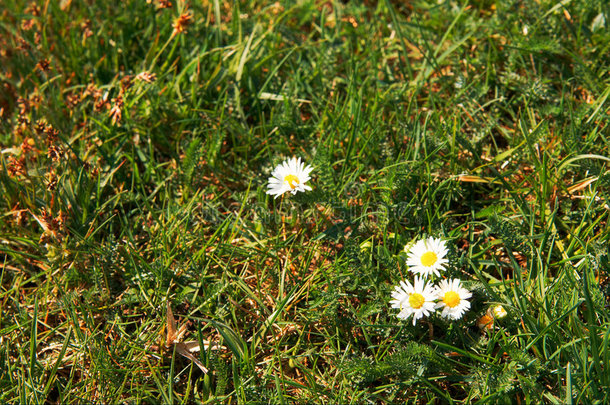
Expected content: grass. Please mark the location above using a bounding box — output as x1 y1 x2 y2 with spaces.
1 0 609 402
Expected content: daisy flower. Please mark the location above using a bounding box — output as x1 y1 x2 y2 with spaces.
390 277 437 326
405 237 449 277
266 157 313 199
435 278 472 320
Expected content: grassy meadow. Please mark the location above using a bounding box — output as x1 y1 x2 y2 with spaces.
1 0 610 402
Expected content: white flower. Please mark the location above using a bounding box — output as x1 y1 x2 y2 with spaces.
266 157 313 199
434 278 472 320
405 237 449 277
390 277 437 326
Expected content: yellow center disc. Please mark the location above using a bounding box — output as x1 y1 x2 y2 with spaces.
420 251 438 267
443 291 461 308
284 174 299 189
408 293 425 309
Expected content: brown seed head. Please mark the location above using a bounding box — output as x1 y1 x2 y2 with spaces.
46 172 58 191
136 71 157 83
44 126 59 144
172 12 192 36
25 3 41 16
21 19 36 31
121 75 134 91
21 137 36 155
47 145 62 161
35 119 47 134
36 59 51 72
81 20 93 41
7 156 26 177
17 97 28 114
17 37 31 51
14 208 28 227
109 94 124 125
157 0 172 9
66 92 80 108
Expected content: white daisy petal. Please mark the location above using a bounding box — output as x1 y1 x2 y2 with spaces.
266 157 314 199
390 276 437 325
405 237 449 277
434 278 472 320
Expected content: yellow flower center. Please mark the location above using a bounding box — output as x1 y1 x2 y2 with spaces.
420 251 438 267
443 291 461 308
408 293 425 309
284 174 300 189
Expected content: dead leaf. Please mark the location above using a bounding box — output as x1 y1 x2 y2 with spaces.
165 301 207 373
175 343 207 373
165 301 226 373
456 175 500 184
567 177 598 194
166 302 177 346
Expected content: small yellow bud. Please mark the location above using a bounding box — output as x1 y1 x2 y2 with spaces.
492 305 507 319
